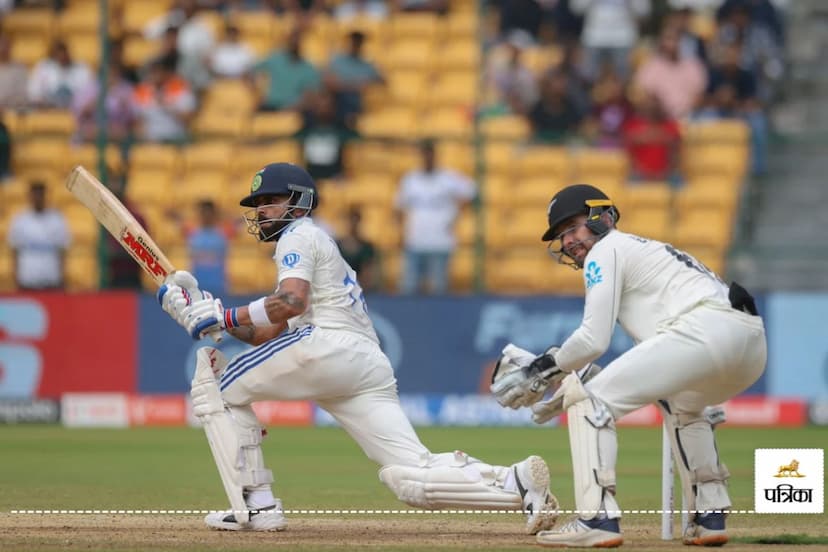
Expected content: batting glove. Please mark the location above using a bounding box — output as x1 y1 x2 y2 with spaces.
180 293 225 340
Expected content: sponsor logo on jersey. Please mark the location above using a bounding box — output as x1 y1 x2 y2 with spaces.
281 252 300 268
121 230 167 278
585 261 603 289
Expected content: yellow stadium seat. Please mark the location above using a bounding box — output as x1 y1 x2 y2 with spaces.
673 211 732 250
182 142 236 175
515 146 570 179
122 36 162 68
482 207 510 249
481 116 530 141
300 34 330 67
484 142 517 177
455 209 477 246
484 249 544 294
504 208 547 246
356 108 417 140
513 177 561 207
231 11 275 40
2 9 54 39
360 207 400 251
572 148 629 187
24 110 75 137
419 108 473 140
380 250 401 292
344 176 396 208
176 173 232 206
0 247 14 292
126 169 173 208
13 139 68 172
228 247 278 294
67 144 123 175
624 182 672 210
65 34 101 68
10 35 49 67
435 41 480 71
193 108 250 139
64 205 101 246
384 70 426 108
449 246 476 291
619 206 672 242
130 143 182 172
383 39 434 71
443 10 478 39
684 120 749 145
121 0 173 34
674 182 740 214
426 73 478 108
57 4 101 35
234 141 301 177
522 46 564 75
436 140 475 177
536 259 586 295
682 145 748 179
343 140 395 175
250 111 302 139
65 246 100 291
202 79 257 116
390 13 440 40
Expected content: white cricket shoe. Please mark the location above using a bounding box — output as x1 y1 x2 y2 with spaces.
204 499 287 531
513 455 559 535
536 516 623 548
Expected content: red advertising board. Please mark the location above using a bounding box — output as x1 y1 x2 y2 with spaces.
0 292 137 398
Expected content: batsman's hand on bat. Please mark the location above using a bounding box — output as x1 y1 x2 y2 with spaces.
157 271 223 340
490 344 567 409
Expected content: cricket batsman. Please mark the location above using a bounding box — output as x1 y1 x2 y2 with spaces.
491 184 767 547
157 163 559 533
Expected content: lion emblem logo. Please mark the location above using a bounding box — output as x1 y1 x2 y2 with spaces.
774 459 805 478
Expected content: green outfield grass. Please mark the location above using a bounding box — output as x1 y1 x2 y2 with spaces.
0 425 825 551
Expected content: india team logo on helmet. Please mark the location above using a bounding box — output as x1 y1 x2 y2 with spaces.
251 172 263 192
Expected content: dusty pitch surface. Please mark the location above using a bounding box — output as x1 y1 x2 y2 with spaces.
2 514 827 552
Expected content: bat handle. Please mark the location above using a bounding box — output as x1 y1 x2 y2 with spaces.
209 329 223 343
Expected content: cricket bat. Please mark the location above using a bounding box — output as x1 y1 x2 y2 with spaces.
65 165 221 341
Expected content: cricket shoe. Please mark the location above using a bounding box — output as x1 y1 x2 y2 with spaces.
536 516 623 548
513 455 559 534
683 512 728 546
204 499 287 531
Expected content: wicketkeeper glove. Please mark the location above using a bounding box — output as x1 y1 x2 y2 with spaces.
531 362 603 424
490 344 566 409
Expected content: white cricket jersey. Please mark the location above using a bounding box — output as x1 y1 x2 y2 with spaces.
273 217 379 343
554 230 731 373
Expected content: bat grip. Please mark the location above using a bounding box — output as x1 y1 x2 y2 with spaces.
209 330 223 343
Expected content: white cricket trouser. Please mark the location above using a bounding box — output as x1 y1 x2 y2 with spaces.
219 325 429 467
586 301 767 419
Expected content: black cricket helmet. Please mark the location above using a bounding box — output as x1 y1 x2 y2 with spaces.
241 163 319 242
542 184 620 267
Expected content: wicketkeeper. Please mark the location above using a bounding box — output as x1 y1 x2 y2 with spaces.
492 184 767 548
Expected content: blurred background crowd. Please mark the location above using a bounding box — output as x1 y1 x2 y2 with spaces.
0 0 805 296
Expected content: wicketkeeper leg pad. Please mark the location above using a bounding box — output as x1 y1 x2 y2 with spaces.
191 348 274 524
561 373 621 520
379 450 521 509
660 404 731 513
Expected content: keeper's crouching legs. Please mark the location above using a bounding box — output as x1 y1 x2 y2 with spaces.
191 347 286 531
659 402 730 546
379 451 559 534
537 374 623 548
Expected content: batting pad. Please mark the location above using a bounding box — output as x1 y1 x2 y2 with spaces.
659 405 731 513
561 374 620 520
379 451 521 509
191 348 274 524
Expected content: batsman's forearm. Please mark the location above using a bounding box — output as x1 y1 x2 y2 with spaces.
226 323 287 346
232 290 306 328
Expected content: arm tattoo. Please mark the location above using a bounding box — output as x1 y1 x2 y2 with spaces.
226 325 256 343
265 291 306 320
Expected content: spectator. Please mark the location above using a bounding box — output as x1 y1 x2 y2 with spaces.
585 71 632 148
133 59 197 142
296 89 356 180
622 91 682 185
483 31 539 115
0 36 29 109
145 0 215 90
527 69 584 143
27 40 94 108
336 207 378 292
7 182 71 290
634 25 707 120
717 0 784 45
0 115 10 179
325 31 384 125
334 0 389 21
713 3 782 103
104 176 147 289
497 0 545 41
210 23 256 78
187 199 229 296
667 7 708 64
696 42 768 176
249 28 321 112
571 0 651 81
395 140 475 295
275 0 326 30
109 39 140 84
72 63 136 143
